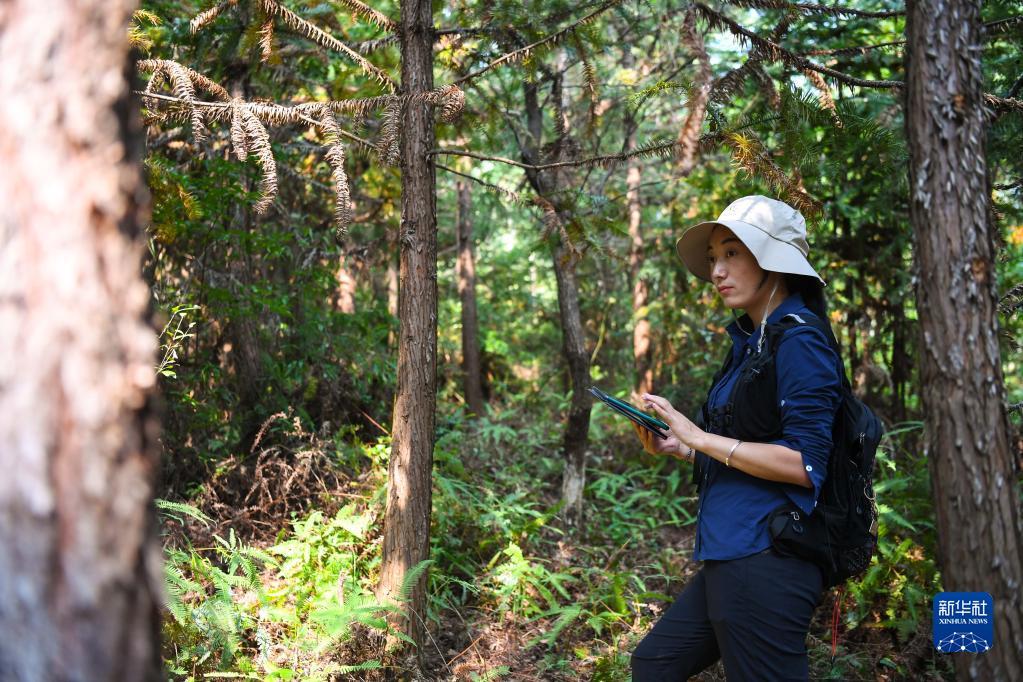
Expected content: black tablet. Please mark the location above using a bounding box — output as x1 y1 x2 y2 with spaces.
588 386 669 439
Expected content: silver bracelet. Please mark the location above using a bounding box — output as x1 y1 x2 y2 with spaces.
726 440 742 467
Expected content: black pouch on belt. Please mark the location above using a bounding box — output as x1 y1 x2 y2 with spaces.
767 504 836 577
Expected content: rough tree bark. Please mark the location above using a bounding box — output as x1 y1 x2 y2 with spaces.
0 1 162 680
551 241 592 525
376 0 437 655
456 180 486 415
520 69 592 525
905 0 1023 677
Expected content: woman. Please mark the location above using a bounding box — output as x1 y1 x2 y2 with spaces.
630 195 844 681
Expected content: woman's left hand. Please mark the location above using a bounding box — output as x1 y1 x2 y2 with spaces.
640 393 704 450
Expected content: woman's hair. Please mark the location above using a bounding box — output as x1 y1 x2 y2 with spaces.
784 273 829 322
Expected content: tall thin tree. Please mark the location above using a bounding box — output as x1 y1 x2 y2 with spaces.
456 179 487 415
0 1 162 679
905 0 1023 677
376 0 438 653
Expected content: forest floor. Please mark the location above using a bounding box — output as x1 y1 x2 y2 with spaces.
160 413 956 681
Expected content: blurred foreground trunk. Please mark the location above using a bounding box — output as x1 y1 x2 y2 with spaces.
905 0 1023 677
0 1 162 679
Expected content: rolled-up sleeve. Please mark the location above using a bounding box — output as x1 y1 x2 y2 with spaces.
768 326 843 515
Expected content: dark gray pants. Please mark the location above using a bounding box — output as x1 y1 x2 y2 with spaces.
631 548 824 681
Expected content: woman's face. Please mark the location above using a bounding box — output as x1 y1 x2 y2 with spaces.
706 226 769 310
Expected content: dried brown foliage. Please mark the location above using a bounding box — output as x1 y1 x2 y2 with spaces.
318 107 354 239
723 131 823 220
183 415 354 545
187 0 395 89
802 67 842 126
334 0 396 32
256 0 395 89
140 64 463 223
189 0 238 34
258 14 276 62
377 98 401 166
238 106 278 213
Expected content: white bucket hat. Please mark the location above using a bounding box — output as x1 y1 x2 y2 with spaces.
675 195 825 285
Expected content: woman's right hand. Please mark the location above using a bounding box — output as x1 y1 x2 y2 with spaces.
632 422 689 461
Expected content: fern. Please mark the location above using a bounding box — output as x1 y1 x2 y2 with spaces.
335 660 382 674
156 498 212 527
396 559 434 604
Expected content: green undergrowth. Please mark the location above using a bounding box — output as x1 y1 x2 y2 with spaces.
159 406 952 680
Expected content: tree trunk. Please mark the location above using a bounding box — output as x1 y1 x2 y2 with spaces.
336 250 357 314
456 180 486 415
377 0 436 656
625 118 653 399
519 66 593 525
0 2 162 680
552 244 592 525
905 0 1023 677
386 227 399 349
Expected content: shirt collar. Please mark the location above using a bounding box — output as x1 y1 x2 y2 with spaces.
725 291 808 348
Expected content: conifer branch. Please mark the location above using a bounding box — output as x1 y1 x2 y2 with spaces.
1000 283 1023 316
318 107 355 239
420 84 466 123
801 67 841 126
711 53 764 102
533 194 580 262
452 0 625 85
257 0 395 89
138 59 232 141
333 0 396 32
722 131 822 219
723 0 904 19
238 106 278 213
230 101 249 161
354 35 400 55
436 164 524 203
190 0 238 33
138 86 463 131
984 16 1023 35
377 99 401 165
985 93 1023 116
189 0 396 90
258 14 276 61
677 9 713 175
569 33 600 127
138 59 231 101
427 137 702 172
693 3 902 89
799 17 1021 58
801 40 904 57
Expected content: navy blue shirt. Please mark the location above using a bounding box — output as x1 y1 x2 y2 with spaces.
692 292 843 561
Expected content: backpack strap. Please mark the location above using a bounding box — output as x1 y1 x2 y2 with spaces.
768 313 852 393
692 344 734 489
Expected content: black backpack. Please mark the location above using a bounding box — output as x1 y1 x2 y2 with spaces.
700 314 884 588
